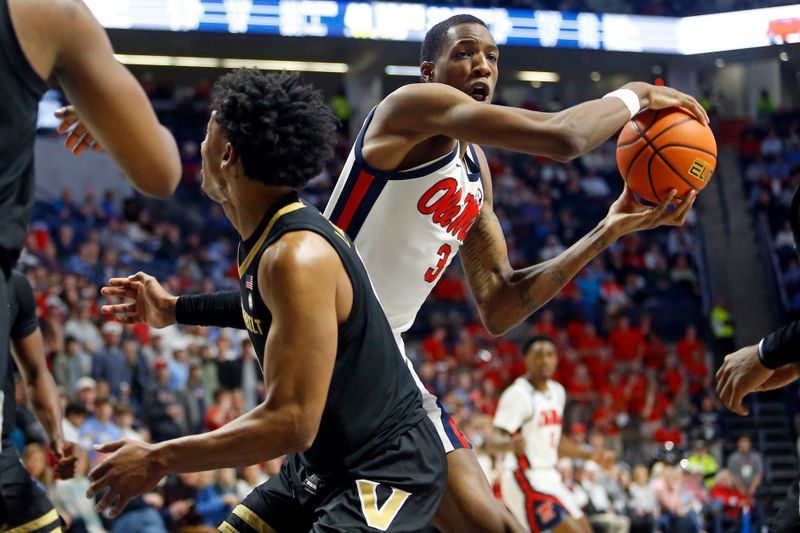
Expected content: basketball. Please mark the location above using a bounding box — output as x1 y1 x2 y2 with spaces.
616 107 717 204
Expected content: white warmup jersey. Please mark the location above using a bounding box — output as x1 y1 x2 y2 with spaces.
324 108 484 453
324 108 484 336
494 378 584 529
494 378 565 471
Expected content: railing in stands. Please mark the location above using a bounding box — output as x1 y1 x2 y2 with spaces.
756 214 789 324
694 223 713 318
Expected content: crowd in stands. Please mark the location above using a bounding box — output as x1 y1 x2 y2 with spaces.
11 78 772 532
739 98 800 317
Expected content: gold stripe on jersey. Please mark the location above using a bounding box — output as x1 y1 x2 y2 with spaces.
219 520 240 533
238 202 305 278
7 509 59 533
231 504 274 533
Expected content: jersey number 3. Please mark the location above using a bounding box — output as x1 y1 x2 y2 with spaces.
356 479 411 531
425 244 452 283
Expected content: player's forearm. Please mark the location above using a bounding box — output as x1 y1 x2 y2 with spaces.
29 371 65 444
155 403 313 472
543 88 641 161
482 432 516 455
175 291 246 329
477 221 615 335
557 437 593 461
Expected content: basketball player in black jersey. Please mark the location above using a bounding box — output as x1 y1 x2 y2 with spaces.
1 1 180 524
1 271 80 533
87 69 447 531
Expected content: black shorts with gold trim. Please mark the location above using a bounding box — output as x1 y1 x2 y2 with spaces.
219 418 447 532
0 441 60 533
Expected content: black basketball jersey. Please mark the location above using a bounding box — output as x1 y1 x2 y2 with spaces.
237 192 425 474
0 0 48 269
3 271 38 439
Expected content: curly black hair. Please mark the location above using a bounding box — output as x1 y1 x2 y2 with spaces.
212 69 338 189
420 14 488 63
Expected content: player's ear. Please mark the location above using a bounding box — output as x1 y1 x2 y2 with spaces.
222 142 237 168
420 62 435 82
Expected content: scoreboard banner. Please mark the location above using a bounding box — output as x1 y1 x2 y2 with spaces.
84 0 800 54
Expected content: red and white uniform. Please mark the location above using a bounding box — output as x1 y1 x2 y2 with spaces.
324 108 484 452
494 378 584 531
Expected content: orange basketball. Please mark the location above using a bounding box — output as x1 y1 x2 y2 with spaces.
616 108 717 204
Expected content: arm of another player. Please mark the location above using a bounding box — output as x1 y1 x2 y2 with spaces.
375 82 707 164
12 330 79 479
557 434 615 469
100 272 245 329
482 427 525 456
460 150 696 336
716 319 800 415
88 231 341 517
50 1 180 197
483 383 529 455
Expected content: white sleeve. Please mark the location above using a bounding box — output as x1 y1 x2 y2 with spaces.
493 384 531 434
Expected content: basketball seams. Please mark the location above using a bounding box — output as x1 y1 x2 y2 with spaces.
656 144 718 160
624 119 652 183
652 148 699 192
646 149 661 203
617 110 661 148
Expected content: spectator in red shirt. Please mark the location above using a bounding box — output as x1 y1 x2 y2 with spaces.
575 323 606 358
608 315 644 363
677 325 705 366
203 388 237 432
531 309 559 340
566 317 589 347
591 394 621 441
652 411 683 447
710 469 751 531
567 363 593 405
664 357 685 399
422 326 448 362
687 351 710 397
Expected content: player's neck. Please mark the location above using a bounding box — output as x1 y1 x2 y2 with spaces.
527 376 549 391
226 184 295 240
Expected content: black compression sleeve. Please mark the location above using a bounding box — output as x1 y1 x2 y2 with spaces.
175 291 245 329
759 320 800 369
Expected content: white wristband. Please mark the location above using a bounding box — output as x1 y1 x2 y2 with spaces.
603 88 641 119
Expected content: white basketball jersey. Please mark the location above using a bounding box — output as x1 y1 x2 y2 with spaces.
324 108 484 335
494 378 566 471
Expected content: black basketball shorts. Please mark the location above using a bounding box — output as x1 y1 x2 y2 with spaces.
221 418 447 532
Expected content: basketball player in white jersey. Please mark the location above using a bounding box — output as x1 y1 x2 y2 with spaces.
487 335 613 533
321 13 702 533
85 14 703 533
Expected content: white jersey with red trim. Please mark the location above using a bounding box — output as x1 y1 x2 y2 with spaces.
324 108 484 335
493 377 566 471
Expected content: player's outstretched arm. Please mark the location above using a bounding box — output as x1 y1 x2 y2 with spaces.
461 155 696 335
87 231 341 518
100 273 245 329
40 1 180 197
372 81 707 166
